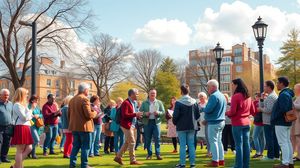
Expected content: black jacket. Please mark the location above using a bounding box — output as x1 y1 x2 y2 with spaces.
173 101 200 131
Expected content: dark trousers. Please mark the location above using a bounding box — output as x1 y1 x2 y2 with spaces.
0 126 11 160
104 136 114 152
222 124 235 151
264 124 280 159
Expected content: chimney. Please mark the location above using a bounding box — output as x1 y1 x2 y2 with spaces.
40 57 53 65
60 60 65 69
19 62 24 69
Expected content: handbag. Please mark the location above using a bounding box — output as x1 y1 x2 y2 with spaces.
36 118 44 128
5 116 19 137
285 109 297 122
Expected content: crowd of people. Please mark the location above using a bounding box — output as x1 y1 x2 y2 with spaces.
0 76 299 168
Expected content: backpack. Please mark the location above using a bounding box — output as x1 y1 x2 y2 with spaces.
115 106 122 124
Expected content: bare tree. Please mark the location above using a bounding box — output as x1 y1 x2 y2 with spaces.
0 0 93 89
175 58 188 85
131 49 162 93
188 47 217 93
77 33 132 100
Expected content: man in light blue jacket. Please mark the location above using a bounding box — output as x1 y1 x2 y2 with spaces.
202 79 226 167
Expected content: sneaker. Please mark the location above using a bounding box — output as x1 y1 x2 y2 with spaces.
43 151 48 156
175 164 186 168
130 161 143 165
190 165 196 168
252 154 263 158
156 155 163 160
233 150 236 155
205 161 219 167
219 160 225 166
146 156 152 160
113 156 123 165
172 150 178 153
261 157 274 161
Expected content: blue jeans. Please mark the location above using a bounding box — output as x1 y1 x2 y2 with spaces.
89 124 101 155
144 120 161 156
177 130 195 165
207 121 225 162
43 124 58 153
264 124 280 159
31 126 40 155
70 132 92 168
232 125 250 168
252 125 265 155
114 128 124 152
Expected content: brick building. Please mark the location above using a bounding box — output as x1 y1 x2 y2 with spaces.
186 43 276 98
0 57 97 107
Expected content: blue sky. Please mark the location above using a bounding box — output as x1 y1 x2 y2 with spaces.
84 0 300 63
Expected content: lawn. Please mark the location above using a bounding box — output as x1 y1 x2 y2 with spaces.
1 144 300 168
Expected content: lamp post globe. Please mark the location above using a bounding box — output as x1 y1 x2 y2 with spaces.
213 42 224 85
252 16 268 98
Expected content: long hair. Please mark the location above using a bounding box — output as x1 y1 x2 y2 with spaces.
169 96 176 109
232 78 250 98
13 87 28 106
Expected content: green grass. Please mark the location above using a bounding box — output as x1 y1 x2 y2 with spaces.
1 144 300 168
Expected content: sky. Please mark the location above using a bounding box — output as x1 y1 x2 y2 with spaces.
83 0 300 64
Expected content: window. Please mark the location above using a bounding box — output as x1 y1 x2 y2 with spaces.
56 90 60 98
46 79 51 87
220 84 230 91
222 56 231 63
70 80 75 89
56 80 60 88
189 59 198 66
221 75 231 83
234 57 242 64
220 66 230 74
236 66 243 72
234 48 242 57
89 83 92 89
47 90 51 96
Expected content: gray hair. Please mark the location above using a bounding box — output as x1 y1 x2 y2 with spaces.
78 82 90 93
0 89 10 95
128 88 139 96
207 79 219 89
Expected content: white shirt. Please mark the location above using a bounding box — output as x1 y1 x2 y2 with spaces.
149 100 156 119
13 103 32 126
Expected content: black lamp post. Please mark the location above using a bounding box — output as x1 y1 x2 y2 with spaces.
213 42 224 85
19 21 37 96
252 16 268 97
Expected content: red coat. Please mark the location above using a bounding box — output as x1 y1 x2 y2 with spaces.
120 99 137 129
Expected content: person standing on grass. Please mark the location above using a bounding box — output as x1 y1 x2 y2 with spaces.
291 84 300 162
89 95 104 157
110 97 124 155
140 88 165 160
103 100 115 154
226 78 255 168
166 97 178 153
252 93 265 159
272 77 294 168
61 96 73 158
28 95 43 159
222 93 235 155
0 89 13 163
10 88 34 168
68 83 97 168
202 79 226 167
42 94 61 156
173 85 200 168
259 80 280 161
197 92 210 156
114 88 143 165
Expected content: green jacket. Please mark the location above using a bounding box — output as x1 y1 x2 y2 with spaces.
140 99 165 125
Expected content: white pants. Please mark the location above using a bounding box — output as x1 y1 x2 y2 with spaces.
275 126 293 165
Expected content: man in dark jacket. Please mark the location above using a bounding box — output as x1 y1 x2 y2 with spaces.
173 85 200 168
271 77 294 168
0 89 13 163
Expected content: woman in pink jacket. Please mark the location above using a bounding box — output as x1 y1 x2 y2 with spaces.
226 78 255 168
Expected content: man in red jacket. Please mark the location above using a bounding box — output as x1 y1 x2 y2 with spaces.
114 88 143 165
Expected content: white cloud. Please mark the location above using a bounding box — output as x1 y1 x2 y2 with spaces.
134 18 192 47
298 0 300 7
193 1 300 49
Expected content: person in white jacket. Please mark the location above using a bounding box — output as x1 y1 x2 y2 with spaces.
10 88 34 168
